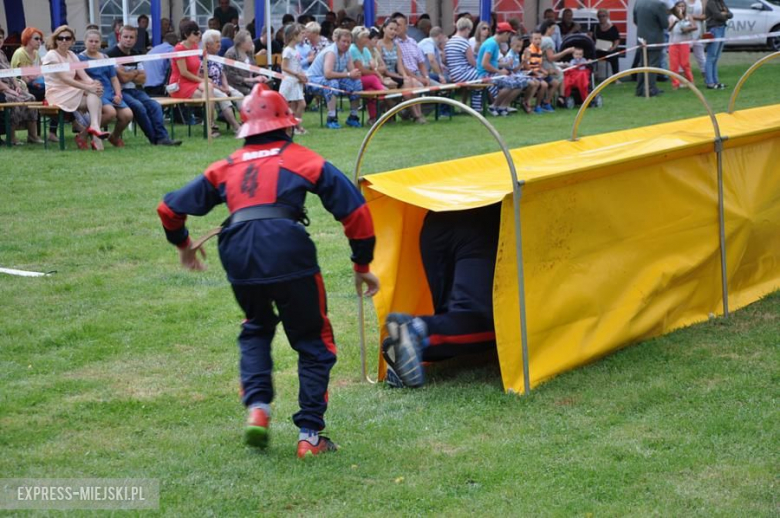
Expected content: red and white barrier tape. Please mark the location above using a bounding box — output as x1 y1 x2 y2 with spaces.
2 31 776 100
0 49 201 79
206 53 348 95
560 30 780 73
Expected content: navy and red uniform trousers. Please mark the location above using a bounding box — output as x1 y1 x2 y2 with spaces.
418 204 501 362
157 130 374 431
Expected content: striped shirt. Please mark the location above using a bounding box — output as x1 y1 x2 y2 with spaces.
445 35 478 82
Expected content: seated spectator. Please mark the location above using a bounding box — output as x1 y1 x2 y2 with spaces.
253 26 283 55
161 17 173 36
394 13 435 87
11 27 45 101
349 25 387 125
169 21 214 135
213 0 239 30
225 30 270 95
107 25 181 146
470 21 491 54
135 14 151 52
539 20 575 108
407 17 431 42
275 14 295 46
11 27 56 142
179 17 193 40
79 29 133 147
320 20 335 42
368 27 395 89
504 34 541 114
340 17 357 31
219 23 236 56
202 29 242 134
0 27 41 144
107 18 122 48
376 19 426 124
444 16 484 112
42 25 109 150
305 28 363 129
144 32 178 96
522 28 556 113
477 22 523 116
559 8 582 36
300 21 329 70
419 26 449 83
279 24 308 135
169 21 203 99
538 9 562 51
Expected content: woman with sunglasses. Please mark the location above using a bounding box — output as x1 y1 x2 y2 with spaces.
11 27 59 143
11 28 45 100
470 21 491 54
42 25 109 150
169 24 212 103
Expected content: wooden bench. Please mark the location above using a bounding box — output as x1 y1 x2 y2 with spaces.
0 102 69 150
349 83 491 126
151 96 244 139
254 53 282 68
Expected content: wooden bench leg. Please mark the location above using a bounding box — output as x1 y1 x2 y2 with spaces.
57 111 65 150
4 109 11 148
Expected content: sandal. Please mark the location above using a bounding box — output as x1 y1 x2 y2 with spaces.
108 135 125 147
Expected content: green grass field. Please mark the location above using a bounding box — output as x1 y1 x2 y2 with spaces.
1 53 778 515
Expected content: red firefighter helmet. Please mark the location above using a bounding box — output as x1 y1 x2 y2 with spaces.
236 83 299 139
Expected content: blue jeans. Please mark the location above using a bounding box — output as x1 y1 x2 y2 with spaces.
305 76 361 102
705 26 726 86
122 89 170 143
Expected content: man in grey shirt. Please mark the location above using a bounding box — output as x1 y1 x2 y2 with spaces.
633 0 668 96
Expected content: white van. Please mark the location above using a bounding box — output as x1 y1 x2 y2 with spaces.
723 0 780 49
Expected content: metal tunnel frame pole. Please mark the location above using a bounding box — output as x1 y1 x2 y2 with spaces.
728 51 780 114
571 66 729 317
352 97 532 394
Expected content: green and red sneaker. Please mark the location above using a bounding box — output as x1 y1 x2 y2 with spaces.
244 407 270 449
297 436 338 458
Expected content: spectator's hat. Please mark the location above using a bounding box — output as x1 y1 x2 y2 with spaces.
496 22 516 34
237 83 300 138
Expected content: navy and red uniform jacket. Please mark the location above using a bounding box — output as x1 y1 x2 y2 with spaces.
157 133 375 284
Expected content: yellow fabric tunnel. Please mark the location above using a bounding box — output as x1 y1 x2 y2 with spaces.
360 104 780 393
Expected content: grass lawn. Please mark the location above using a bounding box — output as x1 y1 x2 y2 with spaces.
1 52 778 515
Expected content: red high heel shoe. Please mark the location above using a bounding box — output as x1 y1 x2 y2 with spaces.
87 127 110 140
